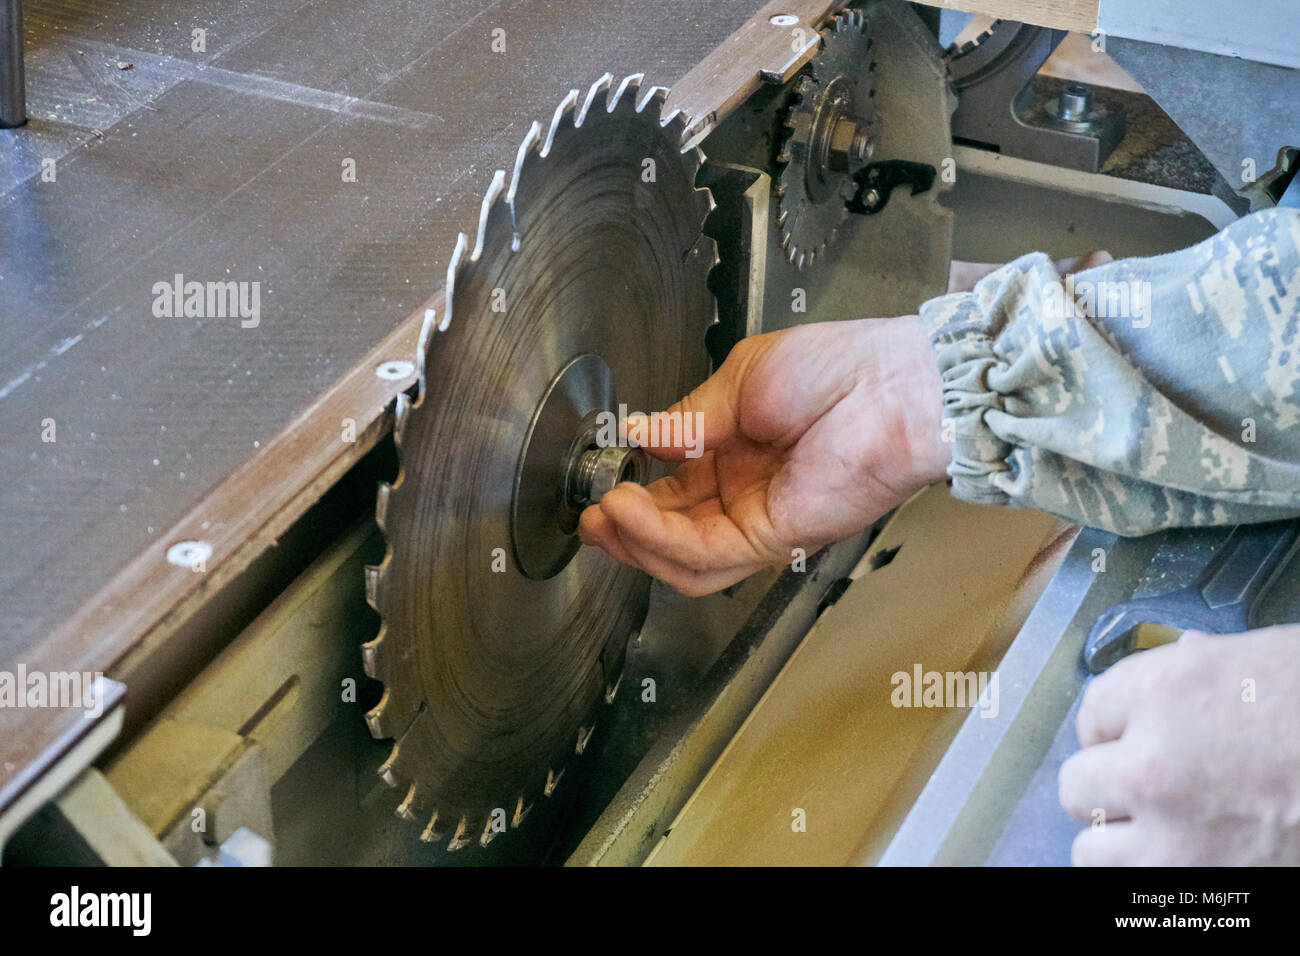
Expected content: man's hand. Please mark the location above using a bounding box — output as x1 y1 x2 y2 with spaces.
1060 625 1300 865
578 315 950 595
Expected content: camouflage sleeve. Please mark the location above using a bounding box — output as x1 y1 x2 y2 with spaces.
919 207 1300 535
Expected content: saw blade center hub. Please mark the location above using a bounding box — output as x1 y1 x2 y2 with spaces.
511 352 646 580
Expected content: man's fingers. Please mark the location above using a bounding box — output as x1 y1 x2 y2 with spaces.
1059 740 1135 822
622 339 768 461
1076 250 1115 271
598 482 771 570
1075 659 1144 747
1071 820 1146 867
577 505 645 571
624 366 738 461
615 531 765 597
641 454 720 511
949 253 1116 296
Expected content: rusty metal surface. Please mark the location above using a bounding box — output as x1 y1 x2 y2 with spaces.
0 0 770 680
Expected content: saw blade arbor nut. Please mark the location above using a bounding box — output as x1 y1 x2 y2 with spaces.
569 444 648 506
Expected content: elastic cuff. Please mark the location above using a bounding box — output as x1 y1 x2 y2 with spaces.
919 288 1017 506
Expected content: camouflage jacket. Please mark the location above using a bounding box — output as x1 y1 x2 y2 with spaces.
920 208 1300 535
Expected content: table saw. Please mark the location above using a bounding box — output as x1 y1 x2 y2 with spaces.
0 0 1296 867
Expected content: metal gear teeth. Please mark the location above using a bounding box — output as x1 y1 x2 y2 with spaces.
774 9 874 271
835 8 864 32
366 70 718 853
944 18 1004 60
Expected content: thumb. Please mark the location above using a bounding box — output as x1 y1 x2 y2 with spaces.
623 350 752 462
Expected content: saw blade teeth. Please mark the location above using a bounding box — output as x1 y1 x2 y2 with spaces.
471 169 510 263
544 767 565 797
419 810 444 844
575 724 595 755
478 815 499 848
541 88 581 158
610 72 645 113
396 784 418 820
365 686 396 738
392 391 411 449
636 82 669 118
511 796 531 828
362 636 423 740
576 72 615 128
640 83 691 151
361 623 385 680
375 481 393 534
378 740 401 787
388 757 434 818
694 180 716 218
395 783 425 821
836 9 864 32
363 556 388 614
415 308 437 400
506 120 545 243
447 816 472 852
506 120 542 209
441 231 470 333
604 672 623 704
683 142 708 191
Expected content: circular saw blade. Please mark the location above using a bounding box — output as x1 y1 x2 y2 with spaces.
775 8 876 270
362 73 716 852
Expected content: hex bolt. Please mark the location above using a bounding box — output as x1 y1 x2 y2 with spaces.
1057 83 1092 122
827 115 873 173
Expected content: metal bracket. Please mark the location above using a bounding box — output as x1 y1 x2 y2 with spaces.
949 22 1124 172
847 159 936 214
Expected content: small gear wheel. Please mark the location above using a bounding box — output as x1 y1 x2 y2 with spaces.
775 9 877 270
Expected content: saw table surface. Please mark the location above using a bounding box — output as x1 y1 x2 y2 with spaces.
0 0 769 674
